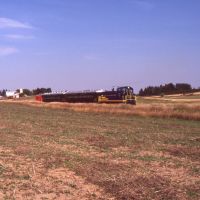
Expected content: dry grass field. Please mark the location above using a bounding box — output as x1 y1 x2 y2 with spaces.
0 97 200 199
2 95 200 121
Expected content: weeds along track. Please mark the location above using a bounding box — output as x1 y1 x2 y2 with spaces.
1 100 200 121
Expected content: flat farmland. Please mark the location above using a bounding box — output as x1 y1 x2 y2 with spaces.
0 102 200 199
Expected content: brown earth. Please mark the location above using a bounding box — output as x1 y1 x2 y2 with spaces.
0 102 199 199
0 146 113 200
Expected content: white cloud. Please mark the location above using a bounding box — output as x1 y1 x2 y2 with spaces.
4 34 35 40
0 17 33 29
0 47 19 56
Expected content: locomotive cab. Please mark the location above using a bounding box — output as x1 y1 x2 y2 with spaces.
117 86 136 105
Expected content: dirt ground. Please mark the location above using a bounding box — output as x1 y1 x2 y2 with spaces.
0 146 113 200
0 102 199 199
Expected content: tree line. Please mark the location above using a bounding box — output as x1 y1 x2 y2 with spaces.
139 83 200 96
0 88 52 97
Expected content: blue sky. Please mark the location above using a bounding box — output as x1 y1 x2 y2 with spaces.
0 0 199 92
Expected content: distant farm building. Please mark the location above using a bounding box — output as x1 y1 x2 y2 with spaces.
6 89 23 99
6 91 20 99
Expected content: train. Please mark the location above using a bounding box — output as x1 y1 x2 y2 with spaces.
35 86 136 105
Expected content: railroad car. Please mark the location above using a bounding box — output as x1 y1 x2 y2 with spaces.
35 86 136 105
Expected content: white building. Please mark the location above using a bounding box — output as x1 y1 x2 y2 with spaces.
6 91 20 99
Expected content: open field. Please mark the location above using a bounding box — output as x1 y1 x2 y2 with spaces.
1 96 200 121
141 92 200 103
0 100 200 199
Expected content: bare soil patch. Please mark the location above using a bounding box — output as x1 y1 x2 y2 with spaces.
0 103 199 199
0 147 112 200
